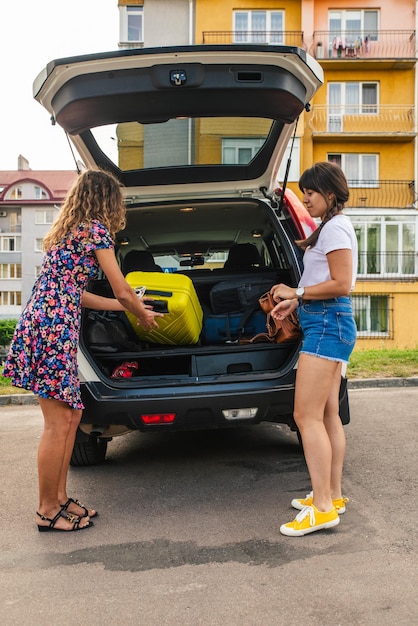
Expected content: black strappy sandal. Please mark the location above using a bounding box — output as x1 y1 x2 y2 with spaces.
60 497 98 518
36 509 94 532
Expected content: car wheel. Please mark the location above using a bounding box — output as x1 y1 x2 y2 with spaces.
70 427 108 466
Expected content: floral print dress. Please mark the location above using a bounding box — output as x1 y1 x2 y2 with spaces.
3 220 113 409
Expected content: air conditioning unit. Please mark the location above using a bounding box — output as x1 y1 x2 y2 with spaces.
0 211 7 217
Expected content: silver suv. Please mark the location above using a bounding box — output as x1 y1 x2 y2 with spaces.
34 45 349 466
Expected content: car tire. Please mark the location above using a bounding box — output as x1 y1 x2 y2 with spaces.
70 428 108 466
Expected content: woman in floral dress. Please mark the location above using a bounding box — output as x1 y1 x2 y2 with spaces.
3 169 163 532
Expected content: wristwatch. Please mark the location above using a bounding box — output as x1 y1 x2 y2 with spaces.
295 286 305 300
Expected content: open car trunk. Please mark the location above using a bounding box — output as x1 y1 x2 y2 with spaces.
80 196 302 387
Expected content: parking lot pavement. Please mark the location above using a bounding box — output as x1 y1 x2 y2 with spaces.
0 387 417 625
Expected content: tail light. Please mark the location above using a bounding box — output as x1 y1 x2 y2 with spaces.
141 413 176 425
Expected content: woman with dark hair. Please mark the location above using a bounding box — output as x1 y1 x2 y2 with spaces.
4 169 163 532
271 161 358 536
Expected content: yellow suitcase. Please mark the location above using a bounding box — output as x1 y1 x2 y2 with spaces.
125 271 203 344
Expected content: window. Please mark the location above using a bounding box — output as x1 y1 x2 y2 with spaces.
35 210 54 224
329 9 379 41
35 266 43 278
352 295 391 337
0 264 21 279
222 137 300 182
34 186 48 200
233 10 284 43
0 236 21 251
0 291 22 306
35 238 44 252
354 216 416 277
222 138 264 164
328 82 378 131
277 138 300 183
10 186 22 199
120 5 144 43
328 153 378 187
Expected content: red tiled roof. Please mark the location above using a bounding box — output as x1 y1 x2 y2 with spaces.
0 170 78 201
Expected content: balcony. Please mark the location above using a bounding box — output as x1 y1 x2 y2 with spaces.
118 41 144 50
357 251 417 280
346 180 415 209
312 30 416 66
309 105 416 142
202 31 305 48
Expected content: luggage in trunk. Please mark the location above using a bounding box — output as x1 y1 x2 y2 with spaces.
125 271 203 345
203 310 267 344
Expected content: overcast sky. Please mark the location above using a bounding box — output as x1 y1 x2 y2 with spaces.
0 0 119 171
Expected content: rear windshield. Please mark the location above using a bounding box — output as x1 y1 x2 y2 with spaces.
90 117 274 171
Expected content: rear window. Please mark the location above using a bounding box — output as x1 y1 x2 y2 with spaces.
90 117 274 171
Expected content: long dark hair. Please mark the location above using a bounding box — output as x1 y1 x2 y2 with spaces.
296 161 349 249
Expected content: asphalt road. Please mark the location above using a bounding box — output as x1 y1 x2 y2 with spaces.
0 387 417 626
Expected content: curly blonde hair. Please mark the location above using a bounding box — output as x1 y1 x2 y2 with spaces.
43 169 126 251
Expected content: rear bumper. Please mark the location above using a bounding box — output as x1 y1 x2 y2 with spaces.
80 377 297 432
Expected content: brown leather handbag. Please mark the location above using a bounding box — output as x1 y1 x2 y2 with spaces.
241 291 302 344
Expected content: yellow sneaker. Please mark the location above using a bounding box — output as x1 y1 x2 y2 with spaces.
280 505 340 537
291 491 349 514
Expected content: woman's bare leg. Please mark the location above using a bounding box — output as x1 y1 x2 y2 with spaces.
293 353 341 512
323 362 346 500
37 398 90 530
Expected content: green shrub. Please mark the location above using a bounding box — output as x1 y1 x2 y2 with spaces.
0 319 17 347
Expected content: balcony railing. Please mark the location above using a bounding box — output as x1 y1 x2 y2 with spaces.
346 180 415 209
357 251 417 280
309 105 416 136
202 31 305 48
312 30 416 60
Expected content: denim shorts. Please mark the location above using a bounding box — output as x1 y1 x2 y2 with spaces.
298 296 357 364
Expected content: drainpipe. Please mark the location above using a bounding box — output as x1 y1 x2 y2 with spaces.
188 1 194 164
189 0 194 45
415 2 418 207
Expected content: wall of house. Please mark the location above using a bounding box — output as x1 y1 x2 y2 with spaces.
195 0 301 43
143 0 190 46
312 0 416 31
354 281 418 349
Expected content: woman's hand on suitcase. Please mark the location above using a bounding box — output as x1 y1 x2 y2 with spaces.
137 300 164 330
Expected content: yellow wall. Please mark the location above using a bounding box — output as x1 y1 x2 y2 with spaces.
195 0 301 42
354 282 418 350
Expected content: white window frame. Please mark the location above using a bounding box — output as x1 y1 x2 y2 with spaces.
35 238 44 252
329 9 379 41
35 209 54 225
0 263 21 279
34 186 48 200
222 137 300 182
233 10 285 44
277 138 300 183
328 153 378 188
10 186 22 199
352 295 390 337
119 5 144 43
353 215 416 277
327 82 378 131
0 291 22 306
222 137 264 164
0 236 21 252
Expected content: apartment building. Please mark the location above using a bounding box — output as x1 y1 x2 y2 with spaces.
118 0 418 349
2 1 416 348
0 157 77 318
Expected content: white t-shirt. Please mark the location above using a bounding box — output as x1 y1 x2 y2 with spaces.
299 214 358 291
